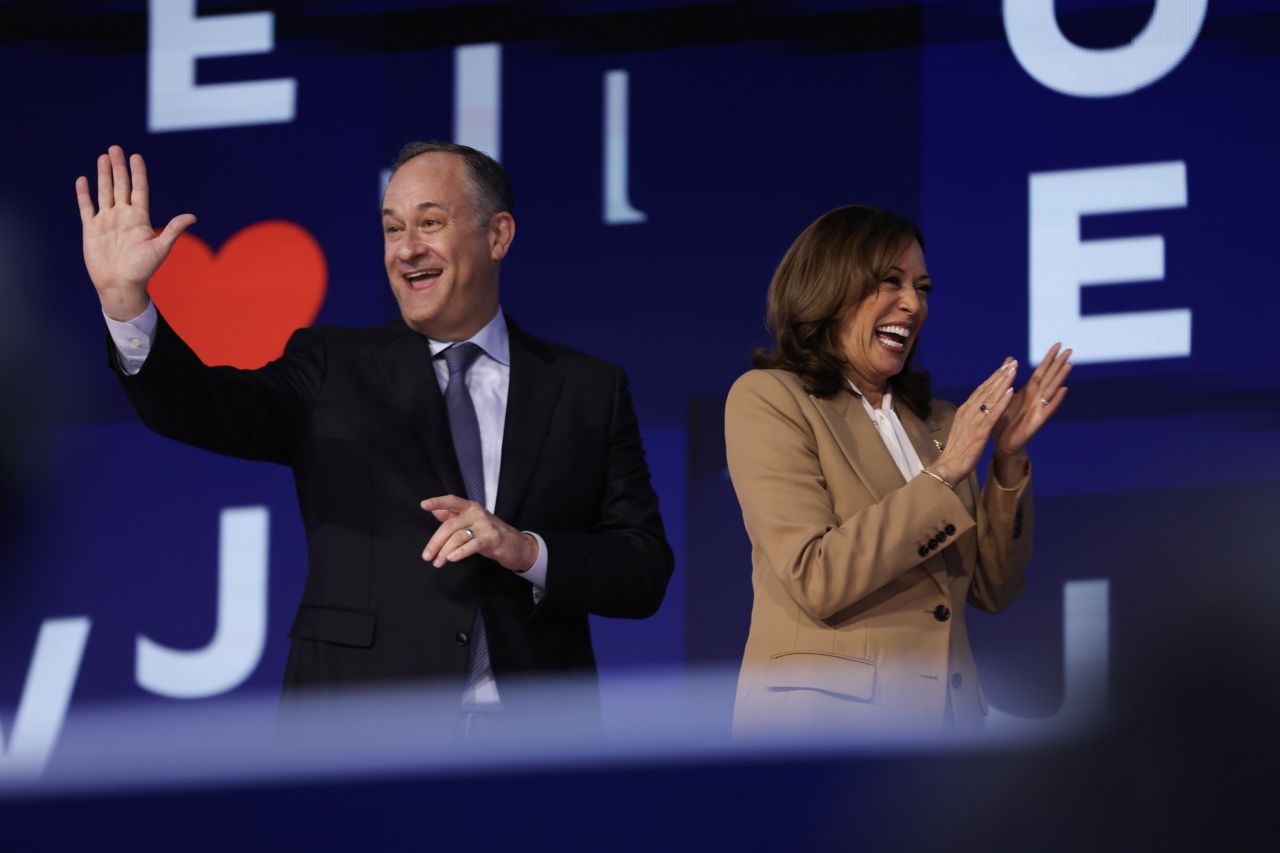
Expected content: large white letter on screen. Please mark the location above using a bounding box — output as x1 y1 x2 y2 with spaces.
603 70 647 226
454 43 501 160
136 506 268 698
0 618 90 776
148 0 297 132
1004 0 1206 97
987 579 1109 733
1029 161 1190 365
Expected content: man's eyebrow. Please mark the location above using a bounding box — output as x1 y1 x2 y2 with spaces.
382 201 443 217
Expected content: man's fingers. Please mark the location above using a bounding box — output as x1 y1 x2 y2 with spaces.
75 176 95 225
110 145 130 207
422 519 460 561
432 525 483 567
96 153 112 211
442 535 482 565
421 494 468 513
420 496 482 561
157 214 196 252
130 153 149 210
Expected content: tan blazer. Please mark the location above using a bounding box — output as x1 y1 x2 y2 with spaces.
725 369 1032 734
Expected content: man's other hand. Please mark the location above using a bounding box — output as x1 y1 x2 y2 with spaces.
420 495 539 572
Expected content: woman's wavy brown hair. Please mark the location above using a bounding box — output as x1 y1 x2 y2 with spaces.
753 204 933 418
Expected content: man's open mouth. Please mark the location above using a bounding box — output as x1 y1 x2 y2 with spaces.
404 269 442 286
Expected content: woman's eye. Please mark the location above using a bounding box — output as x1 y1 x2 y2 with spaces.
881 277 902 288
916 284 933 294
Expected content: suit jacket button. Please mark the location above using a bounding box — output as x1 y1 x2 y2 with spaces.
455 632 469 646
936 530 947 541
944 524 956 536
928 538 939 550
951 672 962 689
933 605 950 622
918 545 929 558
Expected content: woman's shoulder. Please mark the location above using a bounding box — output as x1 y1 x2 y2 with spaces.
727 366 814 417
729 368 808 395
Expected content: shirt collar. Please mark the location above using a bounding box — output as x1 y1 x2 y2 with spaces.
846 377 893 414
425 306 510 366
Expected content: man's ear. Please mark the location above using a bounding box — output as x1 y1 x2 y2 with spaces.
489 212 515 261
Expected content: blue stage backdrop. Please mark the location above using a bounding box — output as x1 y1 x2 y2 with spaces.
2 0 1278 762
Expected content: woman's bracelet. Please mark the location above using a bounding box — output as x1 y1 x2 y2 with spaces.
920 467 954 490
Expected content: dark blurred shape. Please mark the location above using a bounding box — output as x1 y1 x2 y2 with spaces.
0 203 56 559
878 549 1280 853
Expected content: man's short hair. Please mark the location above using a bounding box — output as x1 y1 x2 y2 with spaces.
392 141 514 223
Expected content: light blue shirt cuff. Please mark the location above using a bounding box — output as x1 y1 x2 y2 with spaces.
104 301 158 376
519 531 548 598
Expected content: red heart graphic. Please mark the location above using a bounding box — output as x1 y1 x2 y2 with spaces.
149 221 327 369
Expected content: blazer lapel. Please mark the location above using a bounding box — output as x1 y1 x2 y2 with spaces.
896 399 942 470
812 391 906 503
494 319 564 522
370 322 467 499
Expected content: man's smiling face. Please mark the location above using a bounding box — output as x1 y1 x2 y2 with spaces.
381 152 513 340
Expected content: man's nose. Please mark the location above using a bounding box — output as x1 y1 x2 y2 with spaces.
397 232 427 261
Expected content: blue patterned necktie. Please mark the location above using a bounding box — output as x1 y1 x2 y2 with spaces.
441 343 486 506
439 343 492 702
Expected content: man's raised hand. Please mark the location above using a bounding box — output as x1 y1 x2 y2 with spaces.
76 145 195 321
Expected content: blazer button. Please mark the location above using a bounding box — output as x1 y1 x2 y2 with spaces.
928 538 939 550
944 524 956 536
918 545 929 558
933 605 950 622
936 530 947 541
455 631 470 646
951 672 962 689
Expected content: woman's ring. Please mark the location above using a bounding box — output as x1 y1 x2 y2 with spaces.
978 404 990 415
465 527 475 540
1039 396 1051 406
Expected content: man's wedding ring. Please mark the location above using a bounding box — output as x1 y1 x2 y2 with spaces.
465 527 475 539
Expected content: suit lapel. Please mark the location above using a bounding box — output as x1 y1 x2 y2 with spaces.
896 398 942 470
812 391 906 503
370 322 467 498
494 319 564 522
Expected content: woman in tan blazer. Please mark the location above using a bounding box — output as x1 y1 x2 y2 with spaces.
726 205 1072 734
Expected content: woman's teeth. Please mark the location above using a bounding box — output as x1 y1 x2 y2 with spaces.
875 324 909 351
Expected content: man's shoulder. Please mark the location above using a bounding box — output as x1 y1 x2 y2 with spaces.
289 318 410 350
507 319 622 379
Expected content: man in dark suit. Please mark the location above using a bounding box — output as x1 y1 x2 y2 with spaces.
76 143 672 729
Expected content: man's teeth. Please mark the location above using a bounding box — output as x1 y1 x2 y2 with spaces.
405 271 438 281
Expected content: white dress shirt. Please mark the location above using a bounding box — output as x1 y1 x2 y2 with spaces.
105 302 548 710
846 378 925 482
